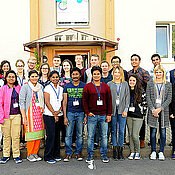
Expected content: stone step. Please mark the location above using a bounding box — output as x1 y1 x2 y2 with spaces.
0 145 173 159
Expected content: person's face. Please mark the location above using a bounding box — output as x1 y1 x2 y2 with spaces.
113 68 121 80
6 73 16 84
131 56 140 67
29 73 39 84
155 69 164 80
152 56 161 67
71 71 81 82
28 60 36 70
112 58 120 68
129 76 137 88
92 70 101 81
91 56 99 67
101 63 109 73
75 56 83 65
50 73 59 84
53 58 61 67
63 61 71 72
16 61 24 73
2 63 10 73
41 65 49 75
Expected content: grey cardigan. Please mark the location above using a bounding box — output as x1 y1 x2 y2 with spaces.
107 81 130 115
146 80 172 128
19 84 43 115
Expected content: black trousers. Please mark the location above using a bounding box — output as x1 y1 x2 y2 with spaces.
59 115 66 143
170 117 175 151
43 114 60 161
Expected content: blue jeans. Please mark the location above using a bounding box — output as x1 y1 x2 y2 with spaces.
150 127 166 152
87 115 108 157
65 112 84 155
111 113 127 147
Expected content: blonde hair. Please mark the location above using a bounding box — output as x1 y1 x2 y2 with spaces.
28 56 37 63
153 65 166 84
113 66 125 83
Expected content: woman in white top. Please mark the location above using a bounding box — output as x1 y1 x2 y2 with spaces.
43 70 63 164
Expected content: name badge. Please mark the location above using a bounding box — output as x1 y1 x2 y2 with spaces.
36 102 40 107
129 107 135 112
97 100 103 106
156 99 161 104
73 100 79 106
13 103 19 108
116 99 120 105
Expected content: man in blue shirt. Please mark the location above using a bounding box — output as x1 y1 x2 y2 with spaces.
63 67 86 162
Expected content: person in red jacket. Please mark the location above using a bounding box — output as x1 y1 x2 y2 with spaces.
83 66 112 163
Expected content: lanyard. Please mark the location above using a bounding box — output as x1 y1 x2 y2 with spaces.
35 92 39 102
50 83 60 99
156 83 163 96
12 88 17 101
18 76 23 86
113 82 121 97
93 81 101 100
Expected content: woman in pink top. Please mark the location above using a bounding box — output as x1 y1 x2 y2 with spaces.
0 70 22 164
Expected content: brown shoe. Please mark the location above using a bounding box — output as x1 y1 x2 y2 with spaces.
140 140 145 148
76 153 83 161
64 154 71 162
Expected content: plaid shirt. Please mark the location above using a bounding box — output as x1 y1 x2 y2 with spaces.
128 67 151 91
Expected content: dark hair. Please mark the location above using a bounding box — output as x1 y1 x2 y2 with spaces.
90 54 99 60
128 74 142 104
15 59 25 79
0 60 11 74
131 54 141 61
70 67 81 76
151 54 160 60
39 63 50 78
49 70 60 78
91 66 102 75
28 70 39 78
61 59 73 77
111 56 121 63
4 70 18 86
53 55 61 60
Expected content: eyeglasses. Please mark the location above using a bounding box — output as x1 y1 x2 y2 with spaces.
152 58 159 62
112 61 120 63
16 65 24 67
28 62 36 65
42 68 48 70
131 59 139 61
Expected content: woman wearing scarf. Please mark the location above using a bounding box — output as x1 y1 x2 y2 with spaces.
19 70 44 162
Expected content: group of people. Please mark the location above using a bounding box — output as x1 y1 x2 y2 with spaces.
0 53 175 165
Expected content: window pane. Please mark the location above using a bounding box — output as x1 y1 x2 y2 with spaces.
172 25 175 58
156 26 168 58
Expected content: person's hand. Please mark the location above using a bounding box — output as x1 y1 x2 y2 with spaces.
170 114 175 119
122 112 127 118
152 110 159 118
83 117 87 125
88 112 95 117
54 116 59 123
55 110 61 116
23 118 29 126
106 115 111 123
155 108 162 114
64 117 69 127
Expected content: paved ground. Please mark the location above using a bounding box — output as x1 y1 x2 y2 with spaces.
1 158 175 175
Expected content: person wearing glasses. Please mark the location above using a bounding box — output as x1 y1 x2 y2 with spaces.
0 70 22 164
26 57 37 80
15 59 27 87
38 63 50 88
149 54 170 81
109 56 128 81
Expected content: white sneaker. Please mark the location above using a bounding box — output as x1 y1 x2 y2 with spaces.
128 153 135 160
134 153 141 160
150 151 157 160
158 152 165 161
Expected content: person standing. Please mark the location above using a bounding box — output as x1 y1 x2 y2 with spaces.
127 74 147 160
25 57 37 80
0 70 22 164
43 71 63 164
75 54 86 82
63 67 86 162
146 65 172 160
50 55 62 76
19 70 45 162
38 63 50 88
107 67 130 160
83 66 112 163
128 54 151 148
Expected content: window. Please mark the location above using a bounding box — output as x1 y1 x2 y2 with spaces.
56 0 89 26
156 23 175 60
66 35 73 41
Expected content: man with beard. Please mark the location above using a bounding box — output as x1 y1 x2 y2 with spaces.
63 67 86 162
